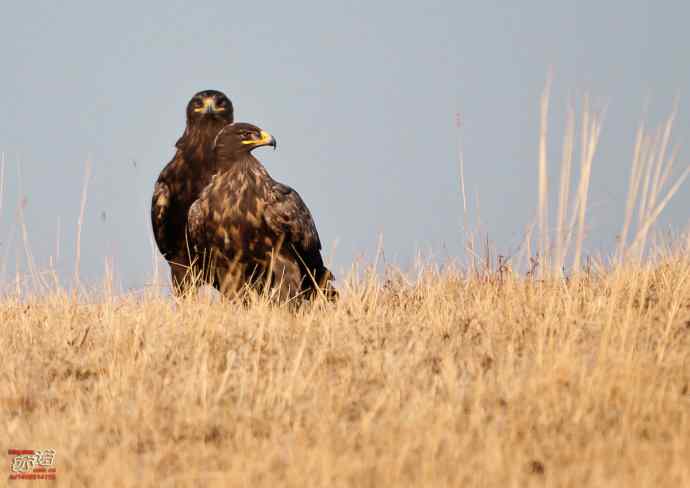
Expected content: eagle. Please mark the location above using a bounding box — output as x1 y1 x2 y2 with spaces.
187 122 337 302
151 90 234 293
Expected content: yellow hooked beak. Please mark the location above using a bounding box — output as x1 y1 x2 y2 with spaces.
241 130 277 150
193 97 226 114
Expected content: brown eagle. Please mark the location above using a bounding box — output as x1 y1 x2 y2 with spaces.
187 122 336 302
151 90 234 293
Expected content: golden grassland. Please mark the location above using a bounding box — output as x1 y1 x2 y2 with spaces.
2 251 690 487
2 87 690 486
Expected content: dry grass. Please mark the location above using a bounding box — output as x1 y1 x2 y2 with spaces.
2 253 690 487
3 87 690 486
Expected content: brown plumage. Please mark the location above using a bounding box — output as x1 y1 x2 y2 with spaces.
151 90 234 293
187 122 336 302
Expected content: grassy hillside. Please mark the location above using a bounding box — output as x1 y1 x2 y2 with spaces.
2 249 690 486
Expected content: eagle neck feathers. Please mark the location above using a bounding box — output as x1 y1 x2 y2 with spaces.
176 121 227 169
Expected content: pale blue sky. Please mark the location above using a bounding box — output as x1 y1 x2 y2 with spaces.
0 1 688 288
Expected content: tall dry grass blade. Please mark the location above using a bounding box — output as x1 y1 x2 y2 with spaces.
618 122 646 260
554 102 575 273
538 73 552 273
572 105 602 271
620 113 688 260
18 197 38 291
637 132 658 229
149 233 161 293
659 144 680 192
13 156 42 292
647 112 675 218
558 99 602 272
0 206 18 287
74 158 92 286
631 163 690 253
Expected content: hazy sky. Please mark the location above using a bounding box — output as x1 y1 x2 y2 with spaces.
1 1 688 289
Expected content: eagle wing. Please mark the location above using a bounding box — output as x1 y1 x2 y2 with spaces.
264 182 322 257
151 180 173 258
265 182 336 296
186 197 207 253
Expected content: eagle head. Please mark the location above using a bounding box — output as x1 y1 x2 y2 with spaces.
213 122 277 160
186 90 234 126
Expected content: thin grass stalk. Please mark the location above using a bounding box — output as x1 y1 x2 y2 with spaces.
74 158 92 286
538 75 551 274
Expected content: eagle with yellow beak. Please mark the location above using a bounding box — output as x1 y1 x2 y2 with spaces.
151 90 234 294
187 122 337 302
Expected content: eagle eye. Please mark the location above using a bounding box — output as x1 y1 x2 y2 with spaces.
192 99 204 108
217 99 226 107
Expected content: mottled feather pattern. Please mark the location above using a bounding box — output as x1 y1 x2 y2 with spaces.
151 181 172 257
187 124 336 301
265 182 321 253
